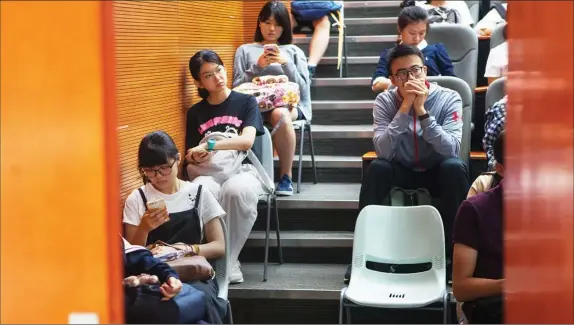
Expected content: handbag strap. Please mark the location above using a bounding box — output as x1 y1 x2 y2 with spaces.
138 188 148 211
195 185 202 210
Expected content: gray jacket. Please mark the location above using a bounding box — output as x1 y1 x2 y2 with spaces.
233 43 312 121
373 82 463 170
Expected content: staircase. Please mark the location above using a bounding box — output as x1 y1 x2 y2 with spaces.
229 1 461 323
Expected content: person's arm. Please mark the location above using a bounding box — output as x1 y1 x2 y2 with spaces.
280 47 310 90
467 175 486 198
452 200 504 302
125 249 179 284
483 101 506 170
453 244 504 302
372 50 392 92
419 91 463 157
435 43 456 76
185 108 201 153
233 46 264 88
123 192 149 246
197 188 226 259
198 218 225 260
373 94 411 159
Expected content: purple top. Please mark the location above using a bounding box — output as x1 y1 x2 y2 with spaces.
453 182 503 280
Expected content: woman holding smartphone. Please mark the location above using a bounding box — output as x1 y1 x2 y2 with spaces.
123 130 228 323
233 0 311 196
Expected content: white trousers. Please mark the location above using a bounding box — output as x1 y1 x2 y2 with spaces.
192 166 266 267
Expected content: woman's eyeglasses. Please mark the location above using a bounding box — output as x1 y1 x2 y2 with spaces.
141 160 177 178
202 65 225 80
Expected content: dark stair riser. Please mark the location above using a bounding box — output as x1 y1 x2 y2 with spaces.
345 6 402 19
274 167 361 183
294 137 373 156
312 108 373 125
298 41 395 57
239 247 352 264
346 23 398 37
316 63 377 78
311 85 376 101
254 208 358 232
230 298 456 324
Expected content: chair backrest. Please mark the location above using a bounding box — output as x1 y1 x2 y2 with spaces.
465 0 480 24
486 77 506 112
252 127 275 183
351 205 446 286
427 76 472 164
214 218 230 301
426 24 478 90
490 22 506 49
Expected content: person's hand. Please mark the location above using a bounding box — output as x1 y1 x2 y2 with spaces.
257 52 271 69
137 274 159 285
124 276 140 287
405 79 428 116
140 207 169 232
478 27 492 36
160 277 183 300
185 143 212 164
266 50 287 65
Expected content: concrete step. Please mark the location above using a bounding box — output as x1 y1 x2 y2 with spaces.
311 77 375 101
275 155 362 169
301 124 373 139
296 35 395 57
277 182 360 210
343 1 402 18
316 56 378 79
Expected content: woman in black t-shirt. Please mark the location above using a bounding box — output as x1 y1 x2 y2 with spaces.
185 50 267 284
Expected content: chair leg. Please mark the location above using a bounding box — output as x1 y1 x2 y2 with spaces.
263 195 272 282
443 291 449 324
226 301 234 324
273 195 283 264
297 125 305 193
345 306 351 324
307 123 318 184
339 287 347 324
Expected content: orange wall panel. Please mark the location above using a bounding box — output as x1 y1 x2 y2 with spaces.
1 1 122 323
115 0 252 204
505 1 574 323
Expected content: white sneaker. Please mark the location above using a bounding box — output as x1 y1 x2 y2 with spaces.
230 261 244 284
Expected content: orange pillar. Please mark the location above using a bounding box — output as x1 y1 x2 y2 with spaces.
0 1 122 323
505 1 573 323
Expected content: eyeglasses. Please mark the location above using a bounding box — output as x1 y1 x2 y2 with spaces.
141 160 177 178
394 65 425 81
202 65 225 80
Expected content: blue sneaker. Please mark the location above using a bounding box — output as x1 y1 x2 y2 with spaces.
276 174 294 196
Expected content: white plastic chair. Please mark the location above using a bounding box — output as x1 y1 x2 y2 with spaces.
214 218 234 324
339 205 449 324
254 127 283 281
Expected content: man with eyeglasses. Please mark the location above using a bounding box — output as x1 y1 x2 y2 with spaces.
346 44 470 284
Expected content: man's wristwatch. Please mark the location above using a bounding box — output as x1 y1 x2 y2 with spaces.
418 113 430 121
207 138 216 152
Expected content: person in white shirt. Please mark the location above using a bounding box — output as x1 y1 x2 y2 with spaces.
475 3 507 36
484 25 508 84
416 1 474 26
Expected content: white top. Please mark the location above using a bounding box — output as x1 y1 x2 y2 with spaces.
123 181 225 237
484 41 508 78
417 1 474 26
475 3 507 32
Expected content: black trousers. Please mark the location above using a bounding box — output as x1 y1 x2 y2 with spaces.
359 157 470 257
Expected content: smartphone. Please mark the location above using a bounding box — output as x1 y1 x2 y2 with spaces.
425 80 430 89
264 44 279 53
146 198 166 210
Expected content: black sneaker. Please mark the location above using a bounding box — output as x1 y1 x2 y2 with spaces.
308 65 316 79
344 264 352 284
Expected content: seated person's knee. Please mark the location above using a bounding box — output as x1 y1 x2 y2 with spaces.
367 158 393 177
313 15 331 30
440 157 467 174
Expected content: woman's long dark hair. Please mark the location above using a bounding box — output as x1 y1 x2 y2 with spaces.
397 0 430 44
189 50 225 99
254 1 293 45
138 131 179 183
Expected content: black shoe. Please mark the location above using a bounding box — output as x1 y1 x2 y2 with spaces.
344 264 352 284
308 65 316 79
